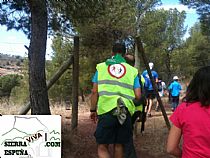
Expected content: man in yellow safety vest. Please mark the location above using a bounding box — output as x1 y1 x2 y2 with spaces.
90 42 141 158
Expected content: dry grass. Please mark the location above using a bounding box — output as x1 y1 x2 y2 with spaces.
0 101 22 115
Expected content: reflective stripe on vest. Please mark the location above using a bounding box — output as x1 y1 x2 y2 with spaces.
98 80 133 90
96 62 138 115
98 91 135 100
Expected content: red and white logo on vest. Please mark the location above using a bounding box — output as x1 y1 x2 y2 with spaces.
108 64 126 79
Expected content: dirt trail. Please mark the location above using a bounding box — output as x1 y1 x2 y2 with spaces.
63 104 175 158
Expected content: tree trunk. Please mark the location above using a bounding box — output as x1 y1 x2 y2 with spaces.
134 43 141 70
27 0 50 114
165 51 172 82
71 36 79 130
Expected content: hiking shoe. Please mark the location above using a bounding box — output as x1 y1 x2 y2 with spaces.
147 113 152 117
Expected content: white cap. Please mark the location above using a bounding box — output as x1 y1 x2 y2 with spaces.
173 76 179 80
149 62 154 70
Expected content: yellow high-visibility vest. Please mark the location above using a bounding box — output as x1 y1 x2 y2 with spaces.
96 62 138 115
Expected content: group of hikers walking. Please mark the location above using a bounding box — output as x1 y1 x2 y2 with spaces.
89 42 210 158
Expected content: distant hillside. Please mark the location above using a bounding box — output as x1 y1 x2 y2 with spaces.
0 53 24 65
0 53 24 76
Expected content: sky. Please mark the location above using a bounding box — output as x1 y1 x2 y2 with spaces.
159 0 199 37
0 0 199 59
0 25 53 60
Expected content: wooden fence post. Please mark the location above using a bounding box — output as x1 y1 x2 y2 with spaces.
71 36 79 130
135 36 171 130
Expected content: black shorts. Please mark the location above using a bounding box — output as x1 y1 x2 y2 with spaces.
145 90 156 99
94 111 132 144
172 96 179 103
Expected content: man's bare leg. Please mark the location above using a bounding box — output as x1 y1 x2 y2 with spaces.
98 144 110 158
145 99 149 112
114 144 123 158
147 98 153 116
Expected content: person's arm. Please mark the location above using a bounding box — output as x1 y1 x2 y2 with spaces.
167 125 182 157
134 87 141 100
133 75 141 100
90 83 98 123
168 83 172 91
90 83 98 110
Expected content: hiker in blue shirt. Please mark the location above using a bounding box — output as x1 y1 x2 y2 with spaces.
141 62 158 117
168 76 182 111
